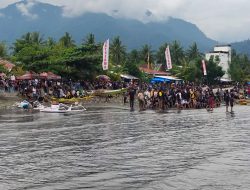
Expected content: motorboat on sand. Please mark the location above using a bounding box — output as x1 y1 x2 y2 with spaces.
14 100 86 113
39 103 86 113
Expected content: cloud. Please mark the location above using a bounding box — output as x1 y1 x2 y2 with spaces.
1 0 250 42
38 0 185 21
0 0 19 8
16 0 38 19
174 0 250 42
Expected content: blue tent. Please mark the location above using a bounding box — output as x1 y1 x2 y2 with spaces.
247 82 250 85
150 77 170 83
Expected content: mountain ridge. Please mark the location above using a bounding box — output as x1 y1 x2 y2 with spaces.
0 0 249 55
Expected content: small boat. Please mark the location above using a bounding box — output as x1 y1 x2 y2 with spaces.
91 88 127 97
51 96 94 104
236 98 250 105
39 103 86 113
15 100 31 109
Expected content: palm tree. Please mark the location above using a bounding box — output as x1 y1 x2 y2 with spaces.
59 32 75 48
46 37 56 47
127 49 140 64
110 36 126 65
83 33 95 45
30 32 44 45
170 40 184 65
186 42 201 61
13 32 44 54
140 44 154 66
156 42 168 64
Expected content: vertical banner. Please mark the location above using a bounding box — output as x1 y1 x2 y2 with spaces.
202 59 207 76
102 39 109 70
165 45 172 70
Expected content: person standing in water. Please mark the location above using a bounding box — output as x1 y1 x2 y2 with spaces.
229 89 235 112
137 90 145 111
129 87 136 111
224 90 230 112
208 91 215 111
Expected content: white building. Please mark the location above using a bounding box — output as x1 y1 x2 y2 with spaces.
205 45 231 80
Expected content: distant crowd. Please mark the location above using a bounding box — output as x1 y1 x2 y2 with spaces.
1 77 250 112
125 82 249 112
0 77 129 100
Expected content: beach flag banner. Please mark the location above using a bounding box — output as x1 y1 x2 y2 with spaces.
202 59 207 76
165 45 172 70
102 39 109 70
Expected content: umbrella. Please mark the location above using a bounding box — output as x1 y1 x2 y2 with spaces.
39 72 49 79
40 72 61 80
16 71 39 80
96 75 110 81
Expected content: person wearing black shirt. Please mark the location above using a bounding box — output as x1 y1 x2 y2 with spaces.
129 88 136 111
224 90 230 112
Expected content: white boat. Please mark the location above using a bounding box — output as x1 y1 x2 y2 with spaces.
39 103 86 113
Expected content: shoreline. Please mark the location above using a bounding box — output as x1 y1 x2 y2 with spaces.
1 92 249 111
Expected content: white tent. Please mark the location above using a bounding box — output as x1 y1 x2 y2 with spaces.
220 78 232 82
120 74 139 80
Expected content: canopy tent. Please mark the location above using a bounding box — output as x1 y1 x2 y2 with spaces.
154 75 182 81
120 74 139 81
96 75 110 81
151 75 182 83
150 77 170 83
16 71 39 80
220 78 232 82
40 72 61 80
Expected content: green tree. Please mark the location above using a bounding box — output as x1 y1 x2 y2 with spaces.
156 42 168 64
46 37 56 47
186 42 201 61
123 51 142 78
110 36 126 65
83 33 95 45
0 64 7 73
174 58 202 83
127 49 140 64
10 65 25 76
228 51 250 82
140 44 154 67
170 40 184 65
59 32 75 48
206 57 224 84
0 42 8 58
13 32 44 54
81 33 99 53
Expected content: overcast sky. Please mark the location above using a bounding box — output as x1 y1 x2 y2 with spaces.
0 0 249 43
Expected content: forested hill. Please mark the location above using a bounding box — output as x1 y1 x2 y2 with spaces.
0 0 216 52
1 1 250 55
231 40 250 57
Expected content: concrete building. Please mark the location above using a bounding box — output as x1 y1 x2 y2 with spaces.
205 45 231 81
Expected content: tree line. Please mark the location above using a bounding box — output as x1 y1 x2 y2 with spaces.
0 31 249 83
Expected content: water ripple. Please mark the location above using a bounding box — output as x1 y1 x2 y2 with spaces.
0 106 249 189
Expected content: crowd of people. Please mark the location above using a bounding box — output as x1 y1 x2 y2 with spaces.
0 77 129 101
1 76 250 113
126 82 249 112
